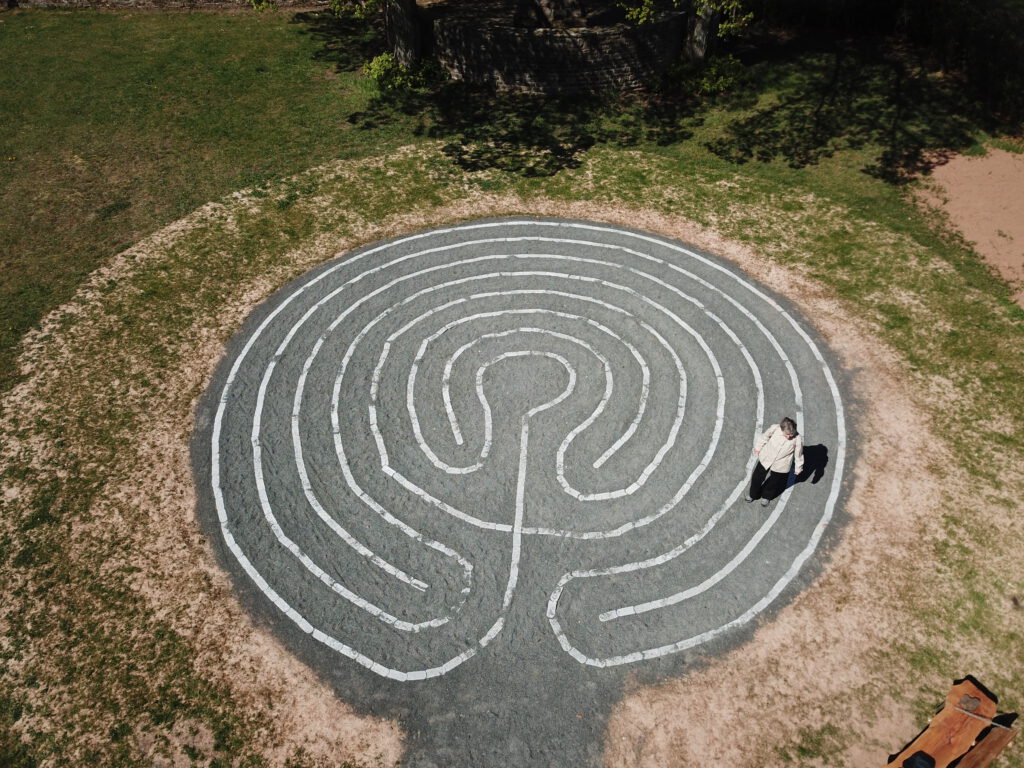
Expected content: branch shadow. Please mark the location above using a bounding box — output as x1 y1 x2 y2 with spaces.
348 79 704 177
292 11 1008 183
291 10 703 177
706 34 992 184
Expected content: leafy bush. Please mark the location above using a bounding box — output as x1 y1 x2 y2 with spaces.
326 0 382 19
362 53 448 92
362 52 415 91
693 52 745 94
657 53 746 96
616 0 753 36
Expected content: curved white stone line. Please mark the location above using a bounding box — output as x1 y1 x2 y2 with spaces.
210 227 565 679
304 349 570 680
555 353 792 630
516 246 809 617
535 326 766 617
334 278 707 536
371 270 697 505
549 290 692 503
425 301 647 463
508 248 802 412
292 332 428 591
549 427 805 648
308 259 719 536
212 219 844 677
398 255 787 548
403 298 661 480
244 232 759 543
548 223 842 567
598 475 791 620
256 257 513 619
434 314 648 472
522 225 843 668
408 324 616 476
511 224 810 412
363 271 661 483
486 350 576 609
254 355 466 632
428 234 811 656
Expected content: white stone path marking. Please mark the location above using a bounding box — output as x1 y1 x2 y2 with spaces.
413 324 622 476
320 267 714 531
434 314 646 470
210 220 846 680
387 295 686 498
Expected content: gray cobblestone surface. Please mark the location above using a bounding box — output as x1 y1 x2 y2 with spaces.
193 218 850 767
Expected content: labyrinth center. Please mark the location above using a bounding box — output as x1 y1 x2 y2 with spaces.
203 218 846 683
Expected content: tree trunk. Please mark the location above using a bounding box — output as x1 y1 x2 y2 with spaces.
534 0 586 27
684 7 720 61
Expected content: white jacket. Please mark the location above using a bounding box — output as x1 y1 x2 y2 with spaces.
755 424 804 474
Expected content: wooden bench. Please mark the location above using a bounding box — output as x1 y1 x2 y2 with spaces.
886 677 1019 768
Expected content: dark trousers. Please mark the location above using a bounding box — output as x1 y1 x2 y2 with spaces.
749 461 790 501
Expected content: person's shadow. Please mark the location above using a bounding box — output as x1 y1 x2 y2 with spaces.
792 444 829 486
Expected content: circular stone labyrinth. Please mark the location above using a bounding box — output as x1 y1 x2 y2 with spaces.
194 218 848 765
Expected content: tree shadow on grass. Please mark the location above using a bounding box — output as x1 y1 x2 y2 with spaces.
293 11 1001 183
348 79 704 177
706 34 992 183
290 9 385 73
291 9 703 177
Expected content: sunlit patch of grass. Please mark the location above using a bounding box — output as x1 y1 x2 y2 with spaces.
0 7 397 393
775 724 847 766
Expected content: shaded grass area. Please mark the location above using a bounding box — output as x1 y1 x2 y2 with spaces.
342 27 999 183
706 34 987 184
2 7 1024 768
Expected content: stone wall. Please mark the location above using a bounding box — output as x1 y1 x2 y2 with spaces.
15 0 305 9
384 0 689 95
432 9 686 94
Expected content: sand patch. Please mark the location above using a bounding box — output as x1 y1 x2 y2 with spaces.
919 147 1024 306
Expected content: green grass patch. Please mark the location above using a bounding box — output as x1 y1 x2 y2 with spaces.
0 6 398 393
775 723 847 766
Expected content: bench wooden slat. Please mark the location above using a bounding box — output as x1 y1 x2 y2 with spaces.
886 681 999 768
956 727 1018 768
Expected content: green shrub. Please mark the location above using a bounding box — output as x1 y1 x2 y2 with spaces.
362 52 415 91
657 53 746 96
693 53 745 94
362 53 449 92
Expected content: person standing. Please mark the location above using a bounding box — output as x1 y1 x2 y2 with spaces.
746 417 804 507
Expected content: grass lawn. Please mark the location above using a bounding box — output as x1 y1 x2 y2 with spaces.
0 7 401 393
1 6 1023 768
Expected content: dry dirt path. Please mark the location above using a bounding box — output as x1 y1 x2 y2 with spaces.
920 147 1024 306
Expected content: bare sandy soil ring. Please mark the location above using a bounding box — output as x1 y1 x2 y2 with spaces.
13 146 1017 768
193 217 850 767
